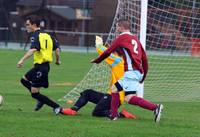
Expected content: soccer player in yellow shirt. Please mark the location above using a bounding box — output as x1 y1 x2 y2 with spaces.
62 36 135 119
17 15 62 114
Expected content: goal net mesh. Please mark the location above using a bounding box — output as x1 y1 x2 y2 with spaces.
59 0 200 102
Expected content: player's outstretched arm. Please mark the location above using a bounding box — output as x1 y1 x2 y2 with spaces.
91 37 120 64
94 36 122 67
17 48 36 68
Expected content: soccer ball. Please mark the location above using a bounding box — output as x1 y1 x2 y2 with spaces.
67 100 73 104
0 95 4 106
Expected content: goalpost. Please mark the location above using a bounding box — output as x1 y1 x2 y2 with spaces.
59 0 200 102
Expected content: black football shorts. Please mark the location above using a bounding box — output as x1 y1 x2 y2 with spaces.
25 63 50 88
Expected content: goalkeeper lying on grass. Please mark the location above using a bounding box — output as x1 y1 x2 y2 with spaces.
62 36 136 119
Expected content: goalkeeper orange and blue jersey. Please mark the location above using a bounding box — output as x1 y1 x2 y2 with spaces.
96 45 125 104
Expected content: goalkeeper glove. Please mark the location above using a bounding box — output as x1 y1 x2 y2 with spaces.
95 35 103 47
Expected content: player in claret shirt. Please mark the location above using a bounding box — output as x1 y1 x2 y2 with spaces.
91 19 163 122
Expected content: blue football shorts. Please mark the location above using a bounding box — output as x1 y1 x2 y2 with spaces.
117 70 143 94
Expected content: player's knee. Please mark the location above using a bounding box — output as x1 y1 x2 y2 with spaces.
125 94 135 102
80 89 94 97
31 87 39 93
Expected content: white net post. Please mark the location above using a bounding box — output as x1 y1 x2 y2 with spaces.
138 0 148 98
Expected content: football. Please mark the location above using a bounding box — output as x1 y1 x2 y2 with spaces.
0 95 4 106
67 100 73 104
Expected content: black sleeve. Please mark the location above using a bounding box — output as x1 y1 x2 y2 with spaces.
51 35 60 50
30 34 40 51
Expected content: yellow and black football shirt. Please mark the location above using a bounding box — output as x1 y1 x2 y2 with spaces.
30 30 59 64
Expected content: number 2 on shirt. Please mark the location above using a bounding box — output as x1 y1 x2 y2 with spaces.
131 39 138 54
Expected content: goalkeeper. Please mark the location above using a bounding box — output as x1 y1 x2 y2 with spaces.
62 36 135 119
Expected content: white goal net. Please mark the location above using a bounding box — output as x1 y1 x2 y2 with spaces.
60 0 200 102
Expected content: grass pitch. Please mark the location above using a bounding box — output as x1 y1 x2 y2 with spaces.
0 49 200 137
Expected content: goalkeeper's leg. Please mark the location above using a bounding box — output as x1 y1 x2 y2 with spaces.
62 89 104 115
92 94 111 117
